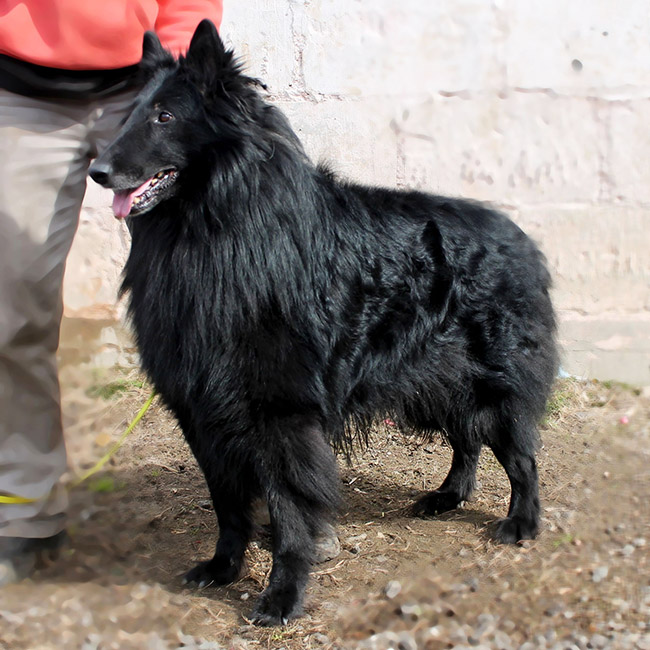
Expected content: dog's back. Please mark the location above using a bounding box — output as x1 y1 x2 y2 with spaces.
278 176 557 444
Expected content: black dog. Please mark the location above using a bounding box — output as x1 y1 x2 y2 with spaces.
89 20 558 625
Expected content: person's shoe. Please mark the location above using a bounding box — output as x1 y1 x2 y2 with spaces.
0 531 67 586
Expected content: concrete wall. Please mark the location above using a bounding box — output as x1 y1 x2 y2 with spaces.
64 0 650 384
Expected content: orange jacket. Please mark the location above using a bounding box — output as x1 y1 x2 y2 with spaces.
0 0 223 70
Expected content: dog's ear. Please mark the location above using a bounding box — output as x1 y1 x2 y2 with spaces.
142 31 166 63
185 19 230 87
140 31 175 79
185 19 262 111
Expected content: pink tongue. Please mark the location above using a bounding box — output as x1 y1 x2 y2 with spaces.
112 191 135 219
111 178 153 219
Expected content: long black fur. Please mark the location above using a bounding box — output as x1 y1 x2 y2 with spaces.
89 20 558 625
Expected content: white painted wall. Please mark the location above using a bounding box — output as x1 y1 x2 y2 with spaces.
65 0 650 384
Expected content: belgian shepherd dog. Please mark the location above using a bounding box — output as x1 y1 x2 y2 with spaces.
89 20 558 625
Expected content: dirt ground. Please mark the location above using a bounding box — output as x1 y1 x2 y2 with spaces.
0 361 648 649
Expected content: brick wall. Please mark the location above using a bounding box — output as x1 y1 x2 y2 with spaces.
65 1 650 384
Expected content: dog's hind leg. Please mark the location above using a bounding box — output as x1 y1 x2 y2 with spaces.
250 417 339 626
489 434 540 543
412 435 481 516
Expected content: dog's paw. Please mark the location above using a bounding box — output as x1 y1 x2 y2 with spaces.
412 490 464 517
494 515 539 544
182 555 241 588
250 585 302 626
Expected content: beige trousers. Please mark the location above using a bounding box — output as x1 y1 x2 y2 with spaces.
0 88 134 538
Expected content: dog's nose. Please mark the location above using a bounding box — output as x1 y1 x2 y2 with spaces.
88 161 113 187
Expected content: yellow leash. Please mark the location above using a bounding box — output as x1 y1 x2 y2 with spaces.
0 391 157 505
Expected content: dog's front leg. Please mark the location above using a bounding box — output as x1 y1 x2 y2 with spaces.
250 417 339 626
180 418 258 587
183 479 255 587
251 491 315 625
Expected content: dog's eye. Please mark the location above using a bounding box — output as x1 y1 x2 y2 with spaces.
157 111 174 123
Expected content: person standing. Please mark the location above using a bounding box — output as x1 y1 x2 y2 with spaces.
0 0 223 585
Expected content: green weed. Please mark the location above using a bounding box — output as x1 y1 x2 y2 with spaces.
87 376 146 400
88 476 126 493
552 532 574 549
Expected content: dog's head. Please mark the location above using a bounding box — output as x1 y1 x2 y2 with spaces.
89 20 265 219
